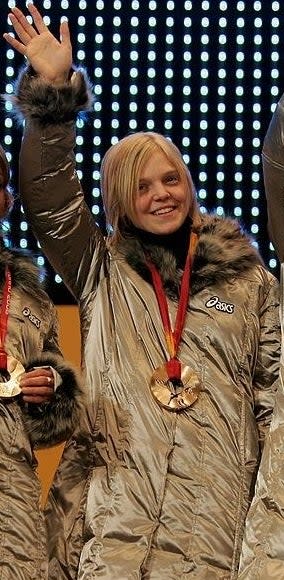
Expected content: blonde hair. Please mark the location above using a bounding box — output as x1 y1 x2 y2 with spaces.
0 145 13 217
101 132 201 246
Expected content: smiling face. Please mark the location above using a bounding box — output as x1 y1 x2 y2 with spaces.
101 131 199 245
132 150 191 235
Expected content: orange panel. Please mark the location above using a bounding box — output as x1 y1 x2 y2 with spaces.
35 305 81 506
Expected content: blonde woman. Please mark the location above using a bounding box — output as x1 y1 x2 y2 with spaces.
4 5 281 579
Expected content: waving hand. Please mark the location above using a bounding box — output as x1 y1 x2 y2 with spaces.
4 3 72 85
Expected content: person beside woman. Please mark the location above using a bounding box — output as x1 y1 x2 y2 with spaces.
0 142 81 578
4 4 282 579
237 74 284 578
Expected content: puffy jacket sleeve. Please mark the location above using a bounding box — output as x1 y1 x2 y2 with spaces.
12 67 107 301
262 93 284 262
252 271 281 447
238 367 284 579
238 270 283 579
22 299 82 448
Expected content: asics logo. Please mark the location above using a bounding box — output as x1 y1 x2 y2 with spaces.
205 296 235 314
22 307 41 328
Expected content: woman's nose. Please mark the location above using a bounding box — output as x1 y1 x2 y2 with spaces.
152 184 170 200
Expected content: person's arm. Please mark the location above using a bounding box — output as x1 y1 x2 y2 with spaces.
17 72 106 301
262 94 284 262
21 299 82 448
239 271 283 579
238 364 284 579
4 5 106 300
252 271 280 447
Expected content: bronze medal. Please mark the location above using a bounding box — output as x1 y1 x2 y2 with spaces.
0 378 21 398
150 363 201 411
146 232 200 412
0 356 24 398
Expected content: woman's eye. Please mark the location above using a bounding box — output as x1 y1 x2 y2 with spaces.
166 175 178 183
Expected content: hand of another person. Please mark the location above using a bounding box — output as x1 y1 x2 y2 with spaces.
3 3 72 85
20 368 54 404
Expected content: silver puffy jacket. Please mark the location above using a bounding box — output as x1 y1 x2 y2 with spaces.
0 246 81 579
238 94 284 578
13 69 281 580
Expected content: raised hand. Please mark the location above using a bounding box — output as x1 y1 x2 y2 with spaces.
3 3 72 85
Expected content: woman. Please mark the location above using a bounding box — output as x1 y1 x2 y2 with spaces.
0 143 81 579
4 5 281 579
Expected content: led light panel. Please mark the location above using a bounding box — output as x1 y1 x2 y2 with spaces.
0 0 283 302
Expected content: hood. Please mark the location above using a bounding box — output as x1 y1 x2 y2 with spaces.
0 240 47 300
118 214 263 299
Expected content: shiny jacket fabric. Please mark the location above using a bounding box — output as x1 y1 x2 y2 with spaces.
13 70 281 580
238 94 284 578
0 244 81 579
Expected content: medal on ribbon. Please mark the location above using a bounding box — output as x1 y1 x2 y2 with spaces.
147 231 201 411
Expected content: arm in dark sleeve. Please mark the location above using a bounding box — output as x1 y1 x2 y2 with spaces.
23 301 82 448
12 67 106 301
252 273 281 447
263 94 284 262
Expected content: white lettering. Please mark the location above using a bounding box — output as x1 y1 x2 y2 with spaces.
205 296 235 314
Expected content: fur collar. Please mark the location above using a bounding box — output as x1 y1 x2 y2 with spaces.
118 214 263 299
0 242 47 300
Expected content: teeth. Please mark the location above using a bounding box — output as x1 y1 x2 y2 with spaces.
154 207 174 215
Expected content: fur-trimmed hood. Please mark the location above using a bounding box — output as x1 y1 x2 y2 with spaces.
0 240 48 301
119 213 263 300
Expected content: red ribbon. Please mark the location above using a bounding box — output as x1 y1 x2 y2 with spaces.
147 231 198 380
0 267 12 371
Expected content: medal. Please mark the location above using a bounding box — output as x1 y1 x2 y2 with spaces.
147 231 200 412
0 355 24 398
150 362 201 411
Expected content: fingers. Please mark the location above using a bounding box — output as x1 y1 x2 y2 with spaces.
4 8 36 54
10 7 40 40
20 373 54 404
21 384 53 395
6 9 38 49
26 3 49 35
22 391 53 404
3 33 27 56
20 369 53 388
4 5 49 52
60 20 71 48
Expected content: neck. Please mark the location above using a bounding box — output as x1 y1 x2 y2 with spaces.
129 217 192 269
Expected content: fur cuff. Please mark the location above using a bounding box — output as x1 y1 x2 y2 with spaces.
23 352 82 447
10 66 93 125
